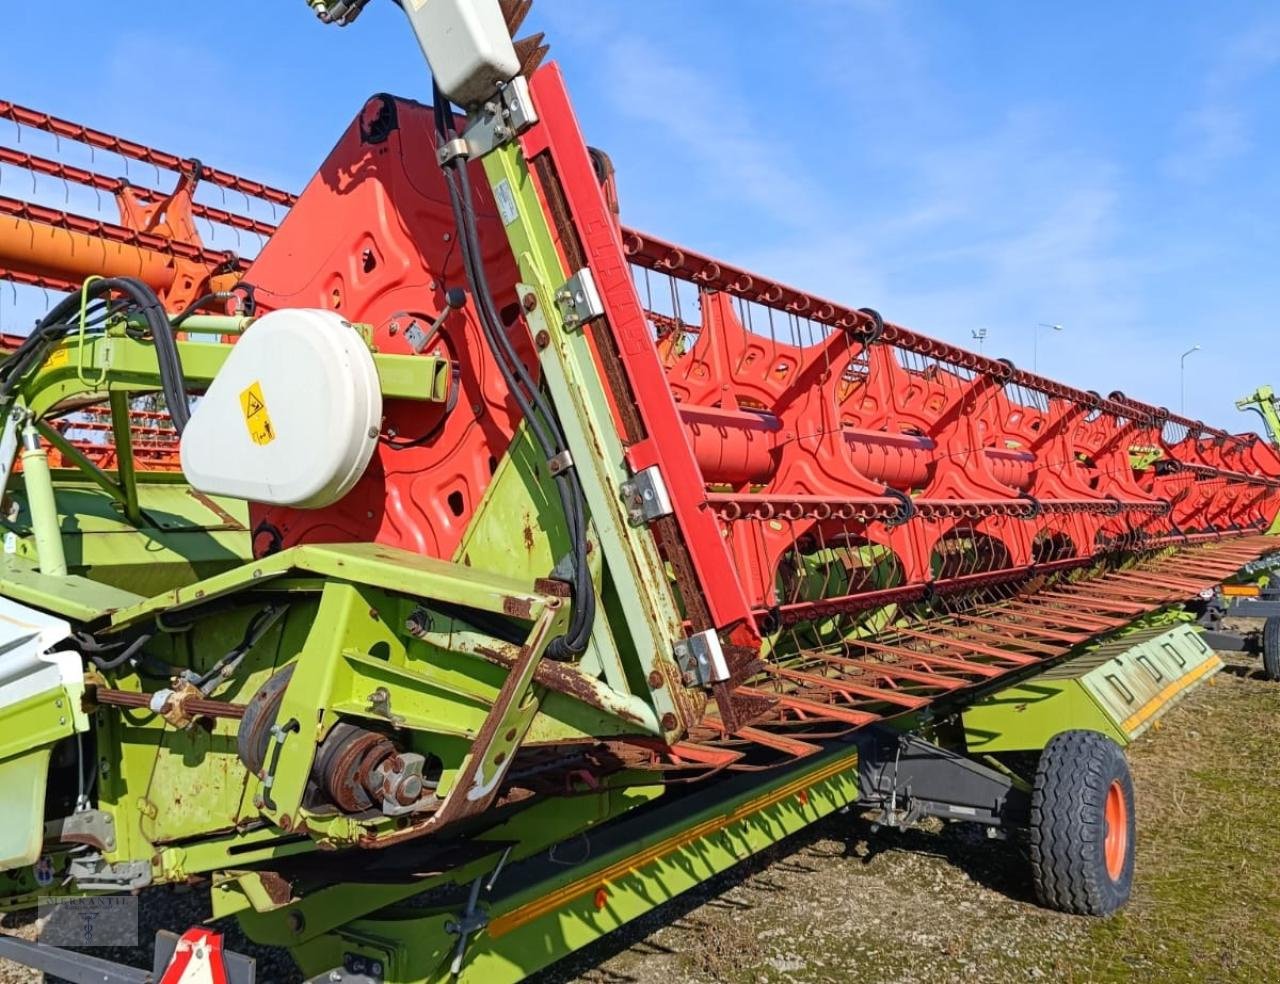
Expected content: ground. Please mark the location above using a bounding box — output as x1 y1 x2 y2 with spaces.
2 652 1277 984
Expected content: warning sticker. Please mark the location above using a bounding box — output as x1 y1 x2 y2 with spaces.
239 381 276 446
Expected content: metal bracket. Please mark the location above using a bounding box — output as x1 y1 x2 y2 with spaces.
44 809 116 852
547 450 574 476
620 466 673 526
66 856 152 892
305 952 385 984
554 268 605 331
437 77 538 165
445 846 512 977
673 629 730 687
1243 552 1280 577
850 726 1029 829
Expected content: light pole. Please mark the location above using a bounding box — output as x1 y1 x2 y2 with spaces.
1180 344 1200 414
971 328 988 354
1034 323 1062 374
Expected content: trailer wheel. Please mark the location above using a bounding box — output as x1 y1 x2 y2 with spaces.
1262 617 1280 681
1030 730 1135 916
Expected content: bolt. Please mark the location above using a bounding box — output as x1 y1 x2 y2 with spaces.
396 774 424 804
388 321 399 336
661 713 678 731
286 910 306 934
522 292 538 311
279 814 292 831
367 426 379 439
648 671 664 689
535 329 550 349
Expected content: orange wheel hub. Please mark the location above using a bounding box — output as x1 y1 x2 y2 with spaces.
1103 779 1129 881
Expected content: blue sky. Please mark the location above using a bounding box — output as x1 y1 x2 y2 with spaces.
1 1 1277 430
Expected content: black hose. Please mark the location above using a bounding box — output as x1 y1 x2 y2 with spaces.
0 277 191 433
88 630 155 671
431 82 596 659
170 291 232 329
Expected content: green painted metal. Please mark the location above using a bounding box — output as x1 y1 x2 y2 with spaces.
18 332 448 420
18 420 66 576
0 555 143 623
963 624 1221 753
1238 384 1280 447
5 478 250 602
481 145 698 739
1236 386 1280 534
285 745 860 984
0 747 58 871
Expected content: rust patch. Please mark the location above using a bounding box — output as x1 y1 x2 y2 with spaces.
502 596 534 620
475 644 647 726
256 871 294 906
533 577 571 597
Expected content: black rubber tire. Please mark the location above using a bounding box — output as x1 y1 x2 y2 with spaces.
1263 617 1280 681
1030 730 1135 916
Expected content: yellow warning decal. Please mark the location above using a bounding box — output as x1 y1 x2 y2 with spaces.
239 381 276 446
46 347 70 370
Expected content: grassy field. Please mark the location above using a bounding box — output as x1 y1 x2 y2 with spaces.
537 653 1280 984
3 653 1277 984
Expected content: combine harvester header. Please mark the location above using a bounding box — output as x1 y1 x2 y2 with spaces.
0 2 1277 981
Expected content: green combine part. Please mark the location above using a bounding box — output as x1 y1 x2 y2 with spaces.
0 3 1278 982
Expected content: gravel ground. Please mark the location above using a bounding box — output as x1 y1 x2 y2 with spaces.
3 647 1277 984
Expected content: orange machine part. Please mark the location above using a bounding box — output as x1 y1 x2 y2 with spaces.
242 95 535 561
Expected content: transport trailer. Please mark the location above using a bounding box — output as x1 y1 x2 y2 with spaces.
1190 574 1280 680
1 2 1279 981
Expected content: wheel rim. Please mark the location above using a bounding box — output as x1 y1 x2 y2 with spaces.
1103 779 1129 881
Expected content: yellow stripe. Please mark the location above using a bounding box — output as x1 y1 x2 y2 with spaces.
1121 655 1221 733
487 751 858 939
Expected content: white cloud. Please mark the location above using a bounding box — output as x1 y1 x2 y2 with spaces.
1165 18 1280 181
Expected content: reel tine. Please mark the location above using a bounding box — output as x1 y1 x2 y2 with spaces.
514 33 549 76
500 0 532 35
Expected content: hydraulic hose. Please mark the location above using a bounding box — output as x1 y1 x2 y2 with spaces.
0 277 191 433
431 83 596 659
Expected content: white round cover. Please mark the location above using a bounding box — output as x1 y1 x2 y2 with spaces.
180 309 382 509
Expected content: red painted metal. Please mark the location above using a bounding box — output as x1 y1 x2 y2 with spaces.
0 100 297 208
3 90 1279 750
239 96 537 562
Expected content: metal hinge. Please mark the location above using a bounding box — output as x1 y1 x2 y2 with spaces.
673 630 730 687
436 77 538 165
620 466 673 526
554 268 605 330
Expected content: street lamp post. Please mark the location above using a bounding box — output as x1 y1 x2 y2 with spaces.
1180 344 1200 414
1034 323 1063 374
971 328 988 354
